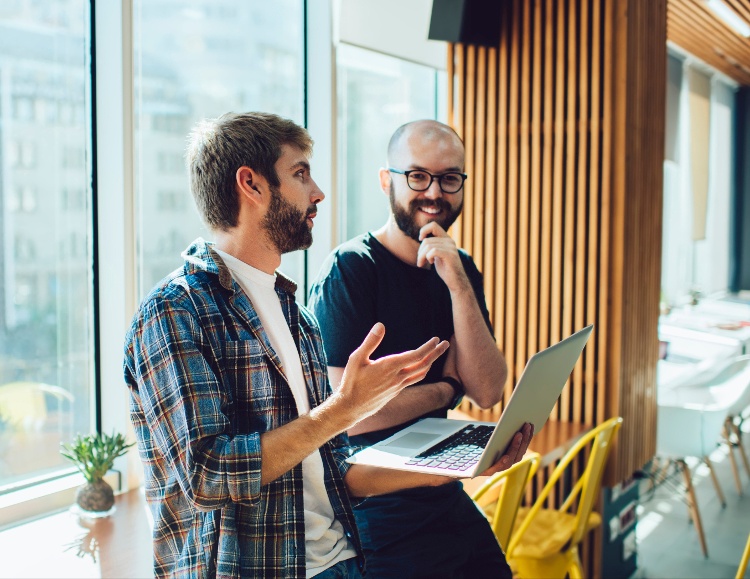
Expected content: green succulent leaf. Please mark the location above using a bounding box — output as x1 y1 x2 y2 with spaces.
60 431 135 483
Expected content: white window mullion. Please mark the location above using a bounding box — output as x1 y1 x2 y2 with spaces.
95 0 140 490
305 0 337 295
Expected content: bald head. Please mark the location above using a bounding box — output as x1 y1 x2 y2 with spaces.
386 120 464 167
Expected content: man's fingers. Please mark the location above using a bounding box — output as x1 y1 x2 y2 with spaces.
419 221 448 240
398 340 450 375
505 431 524 461
414 335 448 356
416 244 433 268
350 322 386 361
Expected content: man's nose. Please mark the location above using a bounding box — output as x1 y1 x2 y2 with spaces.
310 179 325 204
422 177 443 199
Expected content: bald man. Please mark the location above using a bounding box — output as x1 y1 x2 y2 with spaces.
309 120 524 578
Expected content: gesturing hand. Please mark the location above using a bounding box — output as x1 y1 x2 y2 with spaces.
335 322 449 428
417 222 471 293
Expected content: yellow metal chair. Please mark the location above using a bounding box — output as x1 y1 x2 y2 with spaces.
471 452 541 551
738 531 750 579
0 381 74 435
505 416 623 579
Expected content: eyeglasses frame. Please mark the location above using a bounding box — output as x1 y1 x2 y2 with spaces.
387 168 468 194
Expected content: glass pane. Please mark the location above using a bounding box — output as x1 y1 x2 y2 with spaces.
336 44 447 242
0 1 93 489
133 0 305 299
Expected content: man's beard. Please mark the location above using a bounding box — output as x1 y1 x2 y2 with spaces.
262 185 315 254
389 184 462 241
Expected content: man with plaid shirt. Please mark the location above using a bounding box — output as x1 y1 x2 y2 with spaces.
124 112 531 578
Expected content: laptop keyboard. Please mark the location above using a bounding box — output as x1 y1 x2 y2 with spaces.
404 424 494 471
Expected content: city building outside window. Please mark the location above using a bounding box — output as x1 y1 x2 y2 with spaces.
0 0 93 492
133 0 305 300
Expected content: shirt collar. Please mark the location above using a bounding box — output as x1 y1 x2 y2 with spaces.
181 237 298 296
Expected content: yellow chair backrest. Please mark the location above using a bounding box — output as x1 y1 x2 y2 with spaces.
0 381 74 430
471 452 541 550
507 416 623 567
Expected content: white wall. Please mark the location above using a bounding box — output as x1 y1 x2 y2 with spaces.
337 0 447 69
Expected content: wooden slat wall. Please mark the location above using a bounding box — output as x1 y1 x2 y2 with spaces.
668 0 750 86
448 0 665 487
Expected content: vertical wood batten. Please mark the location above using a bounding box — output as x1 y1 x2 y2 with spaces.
464 45 477 252
573 0 590 425
561 0 578 423
474 46 487 273
483 43 499 421
586 0 602 425
528 0 543 365
539 0 555 354
504 0 521 405
495 4 511 384
453 44 465 244
517 0 532 383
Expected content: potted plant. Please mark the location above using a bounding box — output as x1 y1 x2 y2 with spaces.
60 431 134 515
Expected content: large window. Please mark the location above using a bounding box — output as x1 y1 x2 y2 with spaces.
661 53 735 306
336 44 447 242
133 0 305 299
0 1 94 490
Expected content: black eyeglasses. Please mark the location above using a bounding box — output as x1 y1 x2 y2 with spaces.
388 168 467 194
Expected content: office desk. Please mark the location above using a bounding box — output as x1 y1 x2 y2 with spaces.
0 488 153 579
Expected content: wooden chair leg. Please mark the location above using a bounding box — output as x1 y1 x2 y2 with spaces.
704 456 727 508
724 423 744 495
729 420 750 479
655 457 672 486
678 459 708 558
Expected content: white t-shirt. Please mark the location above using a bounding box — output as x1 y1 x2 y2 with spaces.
215 249 356 578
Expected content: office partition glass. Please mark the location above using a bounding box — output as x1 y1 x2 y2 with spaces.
133 0 305 299
0 0 94 490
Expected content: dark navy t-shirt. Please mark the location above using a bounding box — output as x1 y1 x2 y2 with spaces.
308 232 493 445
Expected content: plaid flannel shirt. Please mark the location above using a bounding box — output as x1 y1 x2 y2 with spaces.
124 238 361 578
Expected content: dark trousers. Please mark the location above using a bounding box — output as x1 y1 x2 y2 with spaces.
353 482 512 579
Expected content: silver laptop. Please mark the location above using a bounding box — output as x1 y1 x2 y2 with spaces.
346 325 593 478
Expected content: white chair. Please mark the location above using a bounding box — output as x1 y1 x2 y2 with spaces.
656 355 750 557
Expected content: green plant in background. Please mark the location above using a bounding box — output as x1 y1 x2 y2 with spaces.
60 431 134 483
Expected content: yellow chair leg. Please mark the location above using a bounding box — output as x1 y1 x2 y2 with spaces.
567 552 584 579
737 532 750 579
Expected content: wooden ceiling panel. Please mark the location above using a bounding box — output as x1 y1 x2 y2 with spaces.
668 0 750 84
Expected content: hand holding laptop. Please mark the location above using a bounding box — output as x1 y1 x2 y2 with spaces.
479 422 534 477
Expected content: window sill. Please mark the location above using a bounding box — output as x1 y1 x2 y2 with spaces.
0 470 121 532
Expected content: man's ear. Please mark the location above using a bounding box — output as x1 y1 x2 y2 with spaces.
236 166 264 207
378 167 391 196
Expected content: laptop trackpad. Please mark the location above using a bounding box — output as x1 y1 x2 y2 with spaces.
382 432 441 451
